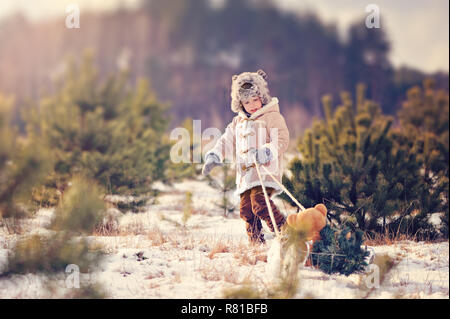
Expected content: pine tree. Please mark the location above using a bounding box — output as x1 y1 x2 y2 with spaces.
282 84 427 237
206 164 236 216
0 93 52 218
393 78 449 238
51 175 106 235
311 225 369 276
7 175 106 278
24 51 172 205
165 117 199 183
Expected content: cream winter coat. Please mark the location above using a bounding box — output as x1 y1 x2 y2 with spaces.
206 97 289 197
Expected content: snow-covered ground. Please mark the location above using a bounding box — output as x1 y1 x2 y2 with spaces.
0 179 448 299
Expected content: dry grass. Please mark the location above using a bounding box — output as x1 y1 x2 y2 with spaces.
6 233 102 274
222 269 240 284
199 262 241 284
363 224 448 246
202 236 268 264
191 208 213 216
145 270 164 280
118 218 146 236
233 242 267 265
146 226 189 249
200 264 222 281
234 251 267 266
208 240 230 259
93 215 120 236
147 225 170 246
363 231 418 246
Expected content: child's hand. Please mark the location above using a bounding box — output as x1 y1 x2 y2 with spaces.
250 147 273 165
202 153 222 176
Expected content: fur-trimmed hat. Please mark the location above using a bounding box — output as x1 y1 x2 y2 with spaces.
230 69 271 113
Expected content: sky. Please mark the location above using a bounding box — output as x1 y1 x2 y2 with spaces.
0 0 448 73
275 0 449 73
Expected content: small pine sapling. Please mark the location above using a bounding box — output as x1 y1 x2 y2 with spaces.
311 225 370 276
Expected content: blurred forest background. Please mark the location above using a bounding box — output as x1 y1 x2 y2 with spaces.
1 0 448 136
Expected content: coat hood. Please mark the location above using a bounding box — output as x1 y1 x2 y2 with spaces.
230 69 272 113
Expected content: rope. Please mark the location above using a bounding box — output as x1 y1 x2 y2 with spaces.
251 160 349 260
259 164 306 211
253 155 281 238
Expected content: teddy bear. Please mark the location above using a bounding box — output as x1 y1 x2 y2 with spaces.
286 203 327 242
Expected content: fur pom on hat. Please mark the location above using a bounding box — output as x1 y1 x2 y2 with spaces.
230 69 271 113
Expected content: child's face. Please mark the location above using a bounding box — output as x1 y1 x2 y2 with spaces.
242 96 262 114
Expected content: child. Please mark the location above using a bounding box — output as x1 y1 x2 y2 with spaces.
202 69 289 244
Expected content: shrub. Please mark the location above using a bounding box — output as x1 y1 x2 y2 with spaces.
51 175 106 235
0 93 52 219
23 51 172 203
282 83 446 239
6 233 102 274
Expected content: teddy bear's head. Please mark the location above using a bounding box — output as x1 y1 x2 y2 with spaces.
286 204 327 242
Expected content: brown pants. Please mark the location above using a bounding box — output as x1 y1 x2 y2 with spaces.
240 186 286 244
